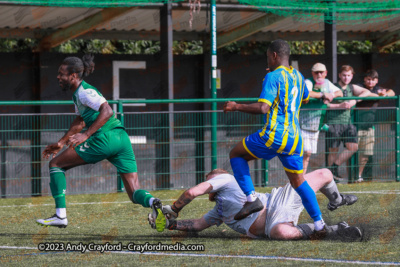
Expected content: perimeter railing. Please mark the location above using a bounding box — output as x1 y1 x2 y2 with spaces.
0 96 398 197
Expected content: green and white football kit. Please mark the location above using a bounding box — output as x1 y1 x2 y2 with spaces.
73 81 137 173
37 80 165 230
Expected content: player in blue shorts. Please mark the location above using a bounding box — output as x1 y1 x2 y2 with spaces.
36 55 166 231
223 39 332 235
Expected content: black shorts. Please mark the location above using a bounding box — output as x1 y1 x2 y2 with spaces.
326 124 358 148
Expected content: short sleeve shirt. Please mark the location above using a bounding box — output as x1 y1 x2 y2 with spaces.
72 80 123 134
203 174 269 237
257 66 308 155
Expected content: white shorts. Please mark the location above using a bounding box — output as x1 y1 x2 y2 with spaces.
358 128 375 156
265 183 304 238
301 129 320 154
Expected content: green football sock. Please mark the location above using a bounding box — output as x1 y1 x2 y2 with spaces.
49 167 67 209
132 189 154 208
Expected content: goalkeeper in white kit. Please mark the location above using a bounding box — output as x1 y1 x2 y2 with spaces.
149 168 361 241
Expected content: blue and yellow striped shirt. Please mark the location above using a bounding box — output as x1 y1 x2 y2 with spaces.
258 66 309 156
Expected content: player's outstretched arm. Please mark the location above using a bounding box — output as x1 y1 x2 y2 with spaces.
69 102 113 148
42 116 85 159
169 217 212 232
223 101 270 114
168 182 213 217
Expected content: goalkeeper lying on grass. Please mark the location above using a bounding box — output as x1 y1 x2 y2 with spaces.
149 168 362 241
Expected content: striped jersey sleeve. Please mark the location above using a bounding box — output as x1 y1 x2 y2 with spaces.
258 73 278 107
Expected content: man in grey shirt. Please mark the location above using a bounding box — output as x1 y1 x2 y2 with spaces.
149 169 361 241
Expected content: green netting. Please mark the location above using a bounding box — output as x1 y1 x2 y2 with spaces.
238 0 400 24
1 0 183 7
7 0 399 24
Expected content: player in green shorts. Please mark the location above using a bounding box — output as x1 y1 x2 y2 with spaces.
36 55 166 232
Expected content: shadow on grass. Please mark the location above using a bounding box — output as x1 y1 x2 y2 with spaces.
0 231 245 243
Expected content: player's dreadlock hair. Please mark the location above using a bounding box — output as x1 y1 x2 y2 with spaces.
62 54 95 79
268 39 290 59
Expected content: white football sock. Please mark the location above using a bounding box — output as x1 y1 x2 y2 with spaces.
246 192 257 202
314 219 325 231
56 208 66 218
149 197 155 207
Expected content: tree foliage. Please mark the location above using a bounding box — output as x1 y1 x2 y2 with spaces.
337 40 373 54
0 38 400 54
290 41 325 54
49 39 204 55
0 38 37 52
381 42 400 53
220 40 379 55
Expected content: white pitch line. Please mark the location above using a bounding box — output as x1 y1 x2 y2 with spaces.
0 198 209 208
112 251 400 266
0 246 37 250
340 191 400 194
0 246 399 266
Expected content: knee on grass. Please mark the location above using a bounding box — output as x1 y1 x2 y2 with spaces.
270 223 302 240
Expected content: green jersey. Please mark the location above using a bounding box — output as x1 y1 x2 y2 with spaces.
73 80 123 134
326 83 354 125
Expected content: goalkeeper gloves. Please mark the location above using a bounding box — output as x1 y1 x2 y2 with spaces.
163 204 180 219
148 213 177 230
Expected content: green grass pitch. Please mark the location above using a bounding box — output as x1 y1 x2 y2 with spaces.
0 181 399 266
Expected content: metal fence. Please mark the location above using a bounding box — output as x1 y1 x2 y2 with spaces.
300 105 397 183
0 97 398 198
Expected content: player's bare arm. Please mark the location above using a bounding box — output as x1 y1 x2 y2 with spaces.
69 102 113 148
223 101 270 114
171 182 213 215
42 116 85 159
171 217 212 232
